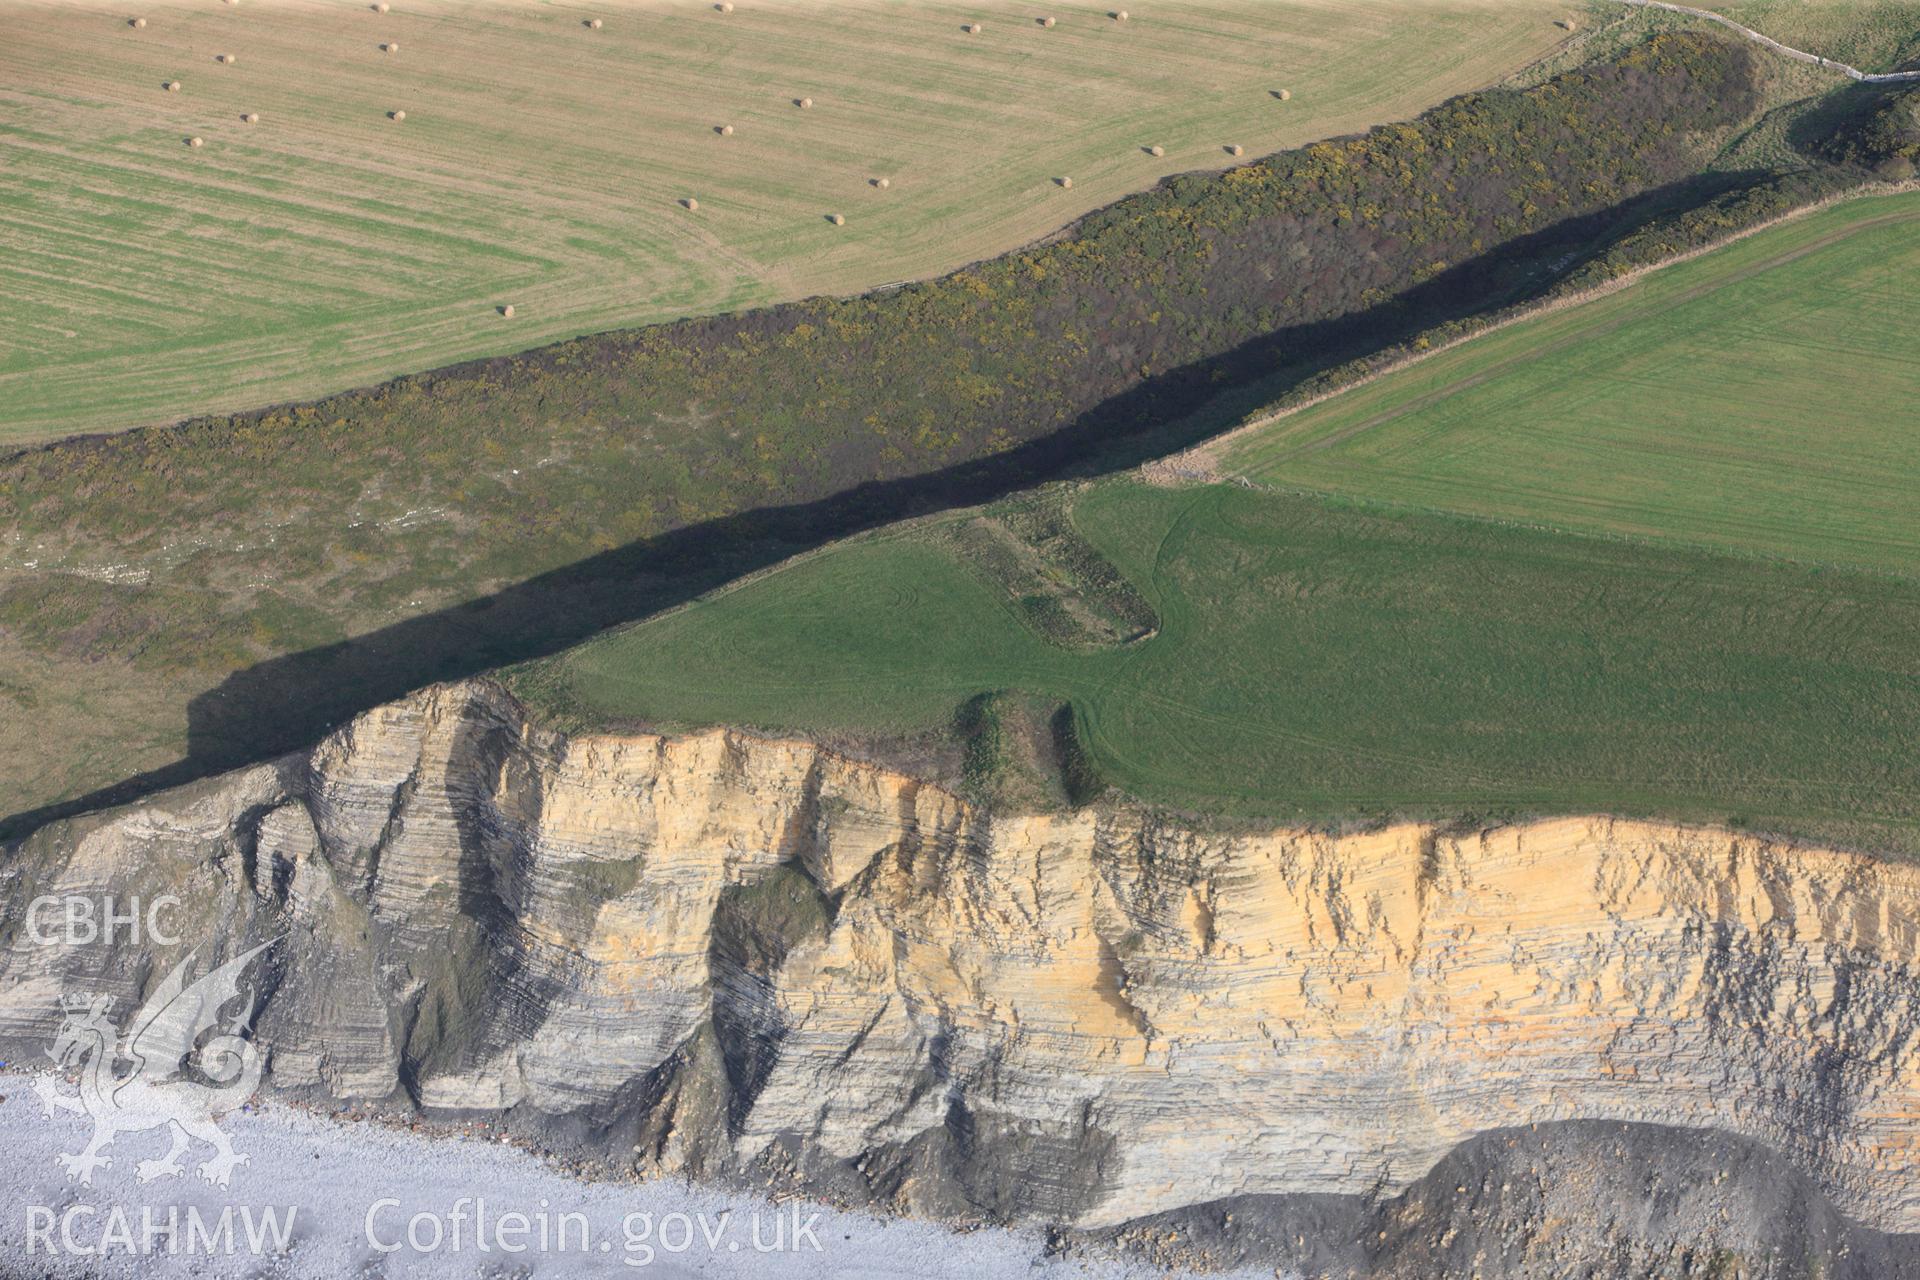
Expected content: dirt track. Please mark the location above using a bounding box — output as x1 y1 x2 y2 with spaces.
1619 0 1920 82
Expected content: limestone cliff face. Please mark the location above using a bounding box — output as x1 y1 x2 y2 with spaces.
2 680 1918 1233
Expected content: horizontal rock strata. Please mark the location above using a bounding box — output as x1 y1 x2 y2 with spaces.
2 680 1916 1232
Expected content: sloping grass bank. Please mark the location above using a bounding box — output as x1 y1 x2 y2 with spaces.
0 32 1850 829
513 477 1920 857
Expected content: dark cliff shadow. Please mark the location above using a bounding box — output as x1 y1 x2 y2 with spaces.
0 171 1785 846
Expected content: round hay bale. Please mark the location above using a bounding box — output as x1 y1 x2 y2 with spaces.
718 123 733 136
1147 144 1163 157
873 176 890 189
130 17 147 28
499 304 515 318
388 109 406 121
372 2 389 11
1225 143 1243 156
1056 175 1072 189
715 1 733 11
163 79 182 92
828 212 845 226
797 96 812 109
383 41 399 53
1038 15 1055 27
964 22 982 34
681 197 699 210
1275 88 1291 101
587 17 602 28
216 52 235 63
241 111 259 123
186 135 203 148
1556 17 1577 31
1113 9 1128 19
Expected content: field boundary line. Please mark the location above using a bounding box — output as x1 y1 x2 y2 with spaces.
1151 180 1920 485
1252 201 1920 466
1616 0 1920 82
542 479 1104 662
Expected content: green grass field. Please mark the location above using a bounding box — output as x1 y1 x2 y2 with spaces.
1218 192 1920 577
0 0 1568 443
1 25 1792 830
515 188 1920 848
513 478 1920 853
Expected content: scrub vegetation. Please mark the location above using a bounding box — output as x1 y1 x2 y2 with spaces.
0 0 1568 442
0 27 1893 836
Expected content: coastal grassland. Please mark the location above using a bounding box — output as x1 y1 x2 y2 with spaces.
0 0 1570 442
0 32 1779 829
1220 191 1920 576
1706 0 1920 73
510 478 1920 855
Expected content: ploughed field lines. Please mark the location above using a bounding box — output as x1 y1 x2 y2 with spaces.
0 28 1766 832
0 0 1565 441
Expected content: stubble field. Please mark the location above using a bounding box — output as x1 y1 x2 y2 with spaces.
0 0 1567 441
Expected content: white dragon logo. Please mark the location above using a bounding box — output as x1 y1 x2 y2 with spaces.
33 939 277 1187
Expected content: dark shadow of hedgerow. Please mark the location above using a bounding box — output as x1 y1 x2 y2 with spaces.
1 161 1850 845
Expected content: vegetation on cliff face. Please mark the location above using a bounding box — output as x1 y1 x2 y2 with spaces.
0 31 1867 833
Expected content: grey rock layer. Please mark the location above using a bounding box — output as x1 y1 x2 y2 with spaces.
2 680 1918 1256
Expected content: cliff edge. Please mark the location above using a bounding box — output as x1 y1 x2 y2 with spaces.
2 680 1916 1259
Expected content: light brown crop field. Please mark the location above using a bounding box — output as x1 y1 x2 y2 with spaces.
0 0 1567 442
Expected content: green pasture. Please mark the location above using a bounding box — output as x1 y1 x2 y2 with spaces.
1223 193 1920 578
515 479 1920 853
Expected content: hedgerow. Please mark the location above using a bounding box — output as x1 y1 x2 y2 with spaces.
0 32 1820 818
